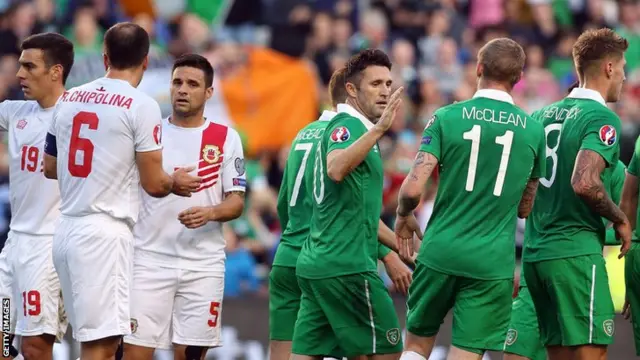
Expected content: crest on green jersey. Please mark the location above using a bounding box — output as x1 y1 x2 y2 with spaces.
603 319 614 337
505 329 517 346
386 328 400 345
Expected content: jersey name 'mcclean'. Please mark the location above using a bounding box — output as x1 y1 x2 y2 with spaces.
462 106 527 129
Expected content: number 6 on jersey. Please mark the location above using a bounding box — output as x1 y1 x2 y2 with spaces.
69 111 99 178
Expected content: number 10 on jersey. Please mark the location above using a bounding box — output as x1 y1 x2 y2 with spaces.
462 125 514 197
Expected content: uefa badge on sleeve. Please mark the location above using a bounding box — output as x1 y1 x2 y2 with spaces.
330 127 350 143
599 125 617 146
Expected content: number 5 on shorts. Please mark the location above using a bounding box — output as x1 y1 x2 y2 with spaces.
208 301 220 327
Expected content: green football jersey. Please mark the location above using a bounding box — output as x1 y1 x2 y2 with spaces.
274 112 334 267
627 137 640 242
523 88 622 262
417 90 546 280
296 105 384 279
521 159 626 287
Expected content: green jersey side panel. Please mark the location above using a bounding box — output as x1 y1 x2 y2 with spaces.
628 137 640 242
417 97 545 280
274 120 330 267
296 114 384 279
523 98 622 262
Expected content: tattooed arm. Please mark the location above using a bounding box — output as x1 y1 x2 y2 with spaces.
397 152 439 217
571 150 627 224
518 179 540 219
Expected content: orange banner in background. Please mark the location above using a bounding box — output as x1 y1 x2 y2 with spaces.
220 48 318 155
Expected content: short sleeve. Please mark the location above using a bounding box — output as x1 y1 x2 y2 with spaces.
326 115 367 153
0 101 14 131
580 112 622 166
418 110 444 160
132 98 163 153
530 124 547 179
222 129 247 193
627 138 640 177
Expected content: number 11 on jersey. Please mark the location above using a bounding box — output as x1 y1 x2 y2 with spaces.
463 125 514 197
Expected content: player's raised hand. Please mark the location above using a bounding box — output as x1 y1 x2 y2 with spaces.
171 166 202 197
615 218 632 259
382 252 412 295
178 206 212 229
374 86 404 132
394 214 423 260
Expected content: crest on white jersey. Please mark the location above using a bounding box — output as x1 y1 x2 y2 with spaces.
202 145 221 164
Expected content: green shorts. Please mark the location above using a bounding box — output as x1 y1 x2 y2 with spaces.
504 286 546 360
292 272 402 357
269 266 301 341
625 242 640 356
523 254 615 347
406 261 512 354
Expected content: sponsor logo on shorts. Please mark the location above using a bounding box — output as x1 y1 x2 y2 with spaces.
603 319 614 337
130 318 138 334
505 329 517 346
386 328 400 345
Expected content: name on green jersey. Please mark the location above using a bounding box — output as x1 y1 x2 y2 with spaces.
462 106 527 129
296 127 326 141
541 106 581 121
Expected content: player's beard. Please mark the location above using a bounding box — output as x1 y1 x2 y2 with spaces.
174 103 205 119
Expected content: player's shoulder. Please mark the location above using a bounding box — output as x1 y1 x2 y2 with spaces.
204 120 242 147
0 99 40 114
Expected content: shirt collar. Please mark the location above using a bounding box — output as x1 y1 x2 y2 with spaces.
336 103 375 130
567 87 607 106
472 89 515 104
318 110 337 121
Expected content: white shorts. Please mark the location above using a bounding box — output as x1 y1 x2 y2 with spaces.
0 236 16 334
12 232 68 339
52 214 133 342
124 261 225 349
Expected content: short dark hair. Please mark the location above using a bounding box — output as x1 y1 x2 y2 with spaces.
477 38 526 88
572 28 628 78
344 49 392 87
104 22 150 70
172 53 214 88
21 33 74 84
328 68 347 107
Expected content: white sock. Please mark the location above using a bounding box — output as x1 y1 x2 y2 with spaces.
400 350 426 360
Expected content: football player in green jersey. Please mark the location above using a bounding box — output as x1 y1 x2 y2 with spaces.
292 49 405 360
620 137 640 356
394 37 546 360
270 68 412 360
505 81 628 360
520 28 631 360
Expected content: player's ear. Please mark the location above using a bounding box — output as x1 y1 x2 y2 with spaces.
205 86 213 100
476 63 483 78
102 53 109 71
605 61 613 79
345 81 357 98
50 64 62 83
142 55 149 71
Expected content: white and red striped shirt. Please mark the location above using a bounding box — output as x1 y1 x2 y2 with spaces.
133 118 246 273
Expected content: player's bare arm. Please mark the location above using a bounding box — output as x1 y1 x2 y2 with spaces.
43 153 57 179
395 151 437 258
178 191 245 229
517 178 540 218
572 149 632 256
620 172 639 230
326 87 402 182
381 251 412 295
378 220 399 252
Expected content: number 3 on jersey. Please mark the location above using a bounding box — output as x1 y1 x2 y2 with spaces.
69 111 99 178
463 125 514 197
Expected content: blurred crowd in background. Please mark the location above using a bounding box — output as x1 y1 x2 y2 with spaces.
0 0 638 303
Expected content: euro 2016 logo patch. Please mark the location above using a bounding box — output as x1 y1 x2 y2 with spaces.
130 318 138 334
153 124 162 145
386 328 400 345
330 126 350 143
599 125 617 146
603 319 614 337
505 329 517 346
